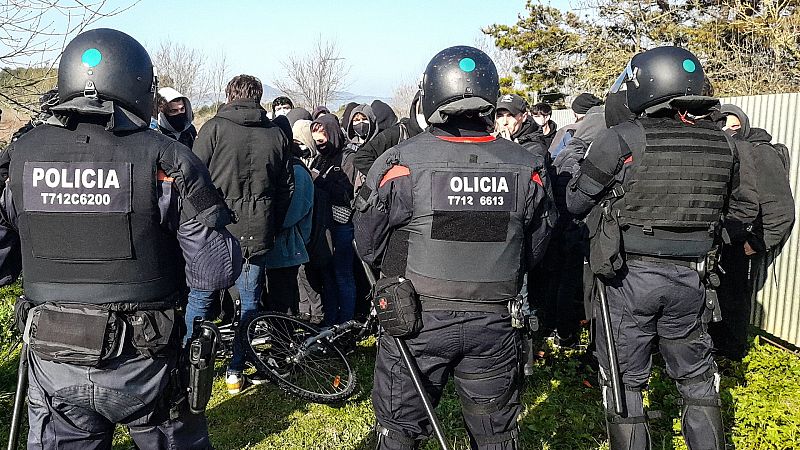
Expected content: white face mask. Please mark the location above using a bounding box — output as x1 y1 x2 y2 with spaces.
274 106 291 116
533 116 547 126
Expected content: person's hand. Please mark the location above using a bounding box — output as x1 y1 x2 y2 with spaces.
744 241 757 256
311 168 320 180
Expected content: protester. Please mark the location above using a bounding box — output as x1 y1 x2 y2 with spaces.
531 102 558 147
191 74 294 394
353 91 426 176
264 116 314 316
710 104 795 361
272 96 294 117
370 99 397 132
494 93 547 159
157 86 197 148
312 105 331 119
287 106 312 126
310 114 357 326
548 92 603 156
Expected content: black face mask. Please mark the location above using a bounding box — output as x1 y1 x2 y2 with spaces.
352 122 371 139
166 112 189 131
316 141 332 156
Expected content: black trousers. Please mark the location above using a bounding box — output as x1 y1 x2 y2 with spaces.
709 243 755 360
266 265 301 315
27 346 211 449
372 310 521 450
595 260 723 450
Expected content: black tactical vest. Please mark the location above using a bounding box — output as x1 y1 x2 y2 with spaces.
389 132 546 304
9 122 183 305
618 118 734 257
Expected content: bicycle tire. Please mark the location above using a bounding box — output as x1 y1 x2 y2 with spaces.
245 312 357 403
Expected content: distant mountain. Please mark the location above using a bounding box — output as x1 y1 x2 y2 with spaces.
196 84 391 112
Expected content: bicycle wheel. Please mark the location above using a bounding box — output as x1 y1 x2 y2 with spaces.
245 312 357 403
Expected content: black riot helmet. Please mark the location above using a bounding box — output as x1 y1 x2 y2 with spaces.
610 46 704 115
58 28 156 122
419 46 499 121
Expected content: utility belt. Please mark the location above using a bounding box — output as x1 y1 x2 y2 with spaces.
18 297 179 367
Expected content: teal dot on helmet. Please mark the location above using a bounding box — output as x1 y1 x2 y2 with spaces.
459 57 476 72
682 59 696 73
81 48 102 68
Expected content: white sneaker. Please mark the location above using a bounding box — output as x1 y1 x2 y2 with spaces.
226 372 245 395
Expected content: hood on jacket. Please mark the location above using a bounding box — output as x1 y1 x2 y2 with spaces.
371 100 397 131
292 119 317 162
312 106 330 119
286 107 312 126
747 127 772 144
340 102 359 128
312 113 346 156
346 104 379 143
157 87 195 134
216 99 272 127
719 104 751 139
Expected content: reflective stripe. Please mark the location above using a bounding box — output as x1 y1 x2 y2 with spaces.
435 135 496 143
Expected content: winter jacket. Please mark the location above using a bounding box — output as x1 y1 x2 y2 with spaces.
511 118 549 163
745 127 795 249
265 158 314 268
157 87 198 149
353 94 425 176
541 119 558 148
193 99 294 256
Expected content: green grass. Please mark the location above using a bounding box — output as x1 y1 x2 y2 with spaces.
2 293 799 449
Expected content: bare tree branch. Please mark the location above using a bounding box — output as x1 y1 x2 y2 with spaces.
274 36 351 110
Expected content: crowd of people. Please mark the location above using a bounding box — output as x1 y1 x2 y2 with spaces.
1 27 795 450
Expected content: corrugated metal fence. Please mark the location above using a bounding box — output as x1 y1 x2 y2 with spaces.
551 93 800 347
725 93 800 347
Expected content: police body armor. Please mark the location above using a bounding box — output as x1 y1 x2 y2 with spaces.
616 118 734 258
391 132 544 305
9 122 183 305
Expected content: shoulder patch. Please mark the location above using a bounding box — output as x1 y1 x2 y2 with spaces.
379 164 410 188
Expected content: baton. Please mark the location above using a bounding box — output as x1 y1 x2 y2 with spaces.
353 241 450 450
7 343 28 450
596 278 625 416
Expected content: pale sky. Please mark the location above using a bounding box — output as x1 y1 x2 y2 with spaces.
87 0 572 97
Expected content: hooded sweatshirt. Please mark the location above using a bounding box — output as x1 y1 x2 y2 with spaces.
157 87 197 148
292 119 317 166
310 114 354 208
370 99 398 131
345 104 380 146
353 92 425 176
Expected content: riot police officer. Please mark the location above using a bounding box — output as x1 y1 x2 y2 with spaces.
0 28 241 449
354 46 555 450
564 47 759 450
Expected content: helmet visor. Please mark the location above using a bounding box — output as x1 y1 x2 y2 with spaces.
609 62 638 94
